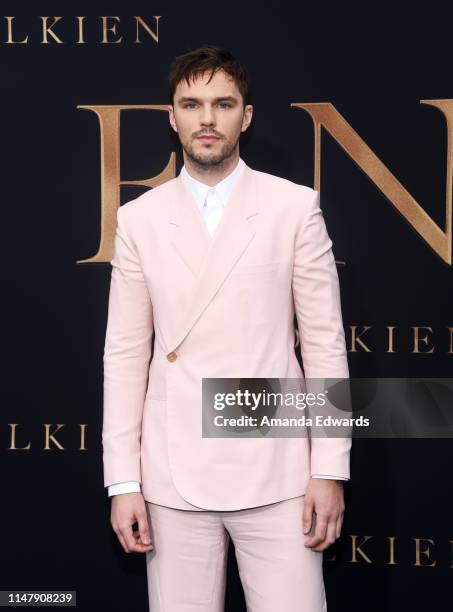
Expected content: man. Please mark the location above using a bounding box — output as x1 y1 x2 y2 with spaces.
102 46 351 611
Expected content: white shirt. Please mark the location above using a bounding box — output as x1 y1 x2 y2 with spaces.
181 157 246 236
107 158 347 496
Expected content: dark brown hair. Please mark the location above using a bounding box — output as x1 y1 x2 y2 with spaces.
168 45 251 106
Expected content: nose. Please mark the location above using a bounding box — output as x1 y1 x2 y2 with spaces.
199 104 215 127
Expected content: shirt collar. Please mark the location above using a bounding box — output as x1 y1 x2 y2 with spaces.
180 157 245 211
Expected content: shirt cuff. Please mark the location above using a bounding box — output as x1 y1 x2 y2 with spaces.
107 481 141 496
311 474 349 481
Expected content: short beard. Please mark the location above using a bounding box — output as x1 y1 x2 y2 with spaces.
183 136 240 173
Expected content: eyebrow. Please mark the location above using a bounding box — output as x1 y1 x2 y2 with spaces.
178 95 238 104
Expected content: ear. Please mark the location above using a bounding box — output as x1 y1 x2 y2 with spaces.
168 105 178 133
241 104 253 132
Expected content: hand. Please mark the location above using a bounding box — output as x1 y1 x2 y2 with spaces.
110 492 153 553
302 479 345 551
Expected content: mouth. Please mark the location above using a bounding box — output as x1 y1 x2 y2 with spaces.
196 135 220 142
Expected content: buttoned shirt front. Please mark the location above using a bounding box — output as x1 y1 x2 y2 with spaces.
180 157 246 236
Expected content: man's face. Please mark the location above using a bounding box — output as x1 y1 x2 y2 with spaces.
168 68 253 167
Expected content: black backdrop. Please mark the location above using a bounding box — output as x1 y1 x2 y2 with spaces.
2 1 453 610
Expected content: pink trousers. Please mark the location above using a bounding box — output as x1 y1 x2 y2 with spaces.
145 495 327 612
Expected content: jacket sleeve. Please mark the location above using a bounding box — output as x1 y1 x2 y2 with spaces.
102 204 154 488
292 188 351 479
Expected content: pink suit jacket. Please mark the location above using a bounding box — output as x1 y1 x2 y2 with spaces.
102 161 351 511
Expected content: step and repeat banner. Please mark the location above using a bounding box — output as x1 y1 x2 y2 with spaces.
2 2 452 611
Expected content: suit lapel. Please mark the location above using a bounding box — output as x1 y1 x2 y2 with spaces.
167 163 259 352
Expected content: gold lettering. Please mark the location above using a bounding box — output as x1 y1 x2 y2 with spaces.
76 104 175 263
413 538 437 567
291 101 453 264
8 424 31 449
43 424 65 450
133 16 161 43
350 326 372 352
79 424 88 450
101 16 122 44
4 16 28 44
40 17 63 44
387 536 398 565
411 326 434 353
350 535 373 563
386 326 396 353
76 16 86 44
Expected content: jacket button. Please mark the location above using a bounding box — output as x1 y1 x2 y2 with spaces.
166 351 177 362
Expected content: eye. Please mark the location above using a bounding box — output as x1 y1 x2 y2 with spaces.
183 102 197 109
218 102 232 109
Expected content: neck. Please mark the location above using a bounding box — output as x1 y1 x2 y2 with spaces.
183 152 240 186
